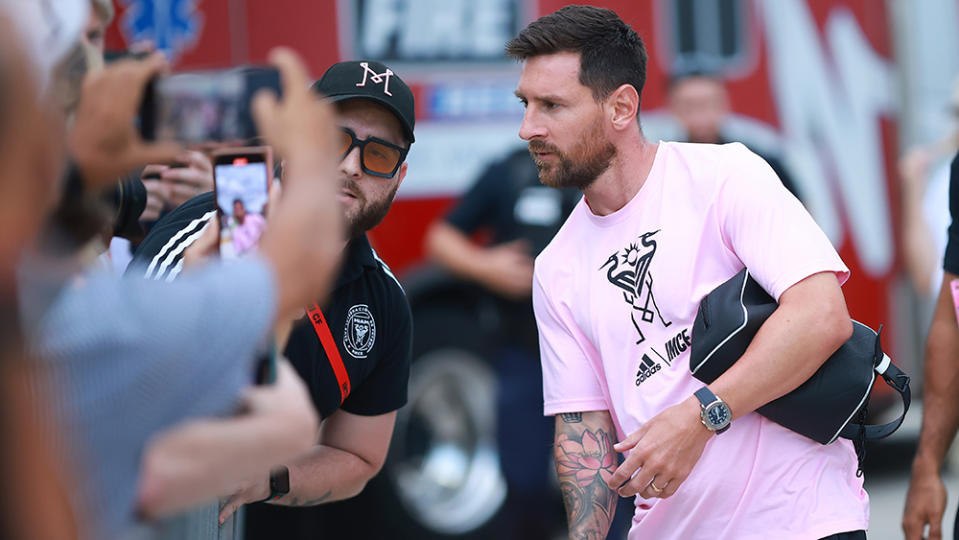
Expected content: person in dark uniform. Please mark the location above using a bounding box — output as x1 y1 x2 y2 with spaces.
128 60 415 540
668 69 802 201
902 151 959 540
426 149 634 539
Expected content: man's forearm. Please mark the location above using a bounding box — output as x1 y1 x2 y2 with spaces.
425 222 489 283
915 273 959 468
554 411 618 540
271 444 378 506
710 272 852 419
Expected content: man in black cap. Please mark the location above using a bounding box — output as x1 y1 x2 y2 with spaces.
128 60 415 540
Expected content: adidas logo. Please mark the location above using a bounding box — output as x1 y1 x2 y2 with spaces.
634 353 662 386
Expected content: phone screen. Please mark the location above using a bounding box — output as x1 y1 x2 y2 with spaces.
213 149 271 260
141 67 280 143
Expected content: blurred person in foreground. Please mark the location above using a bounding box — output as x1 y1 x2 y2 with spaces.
0 4 86 538
668 69 802 201
511 6 865 539
129 60 415 540
902 152 959 540
18 26 345 537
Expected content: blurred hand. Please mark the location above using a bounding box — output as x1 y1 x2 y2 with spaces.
140 164 170 223
480 239 535 300
218 476 270 524
181 222 218 269
162 151 213 207
69 52 181 189
135 359 316 521
255 48 344 319
902 460 947 540
251 49 338 163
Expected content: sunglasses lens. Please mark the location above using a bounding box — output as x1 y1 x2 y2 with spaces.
363 141 402 175
338 130 354 157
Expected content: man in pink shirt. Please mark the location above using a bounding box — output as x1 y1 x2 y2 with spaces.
231 198 267 255
509 6 869 540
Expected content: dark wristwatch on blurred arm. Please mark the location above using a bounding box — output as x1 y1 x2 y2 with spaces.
263 466 289 502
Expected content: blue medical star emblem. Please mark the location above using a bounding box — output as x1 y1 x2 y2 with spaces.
120 0 202 61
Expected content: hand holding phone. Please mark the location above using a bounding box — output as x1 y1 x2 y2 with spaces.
212 147 272 260
70 52 182 188
140 67 281 143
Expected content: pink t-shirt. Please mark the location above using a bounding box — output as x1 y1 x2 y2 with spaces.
533 142 869 539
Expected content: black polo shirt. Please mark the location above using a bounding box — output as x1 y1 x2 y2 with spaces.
129 192 412 419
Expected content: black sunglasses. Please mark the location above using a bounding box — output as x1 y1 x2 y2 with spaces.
338 127 409 178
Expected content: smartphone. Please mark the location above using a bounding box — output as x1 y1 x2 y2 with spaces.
140 66 281 143
212 147 272 260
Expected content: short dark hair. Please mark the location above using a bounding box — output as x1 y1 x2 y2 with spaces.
506 5 647 103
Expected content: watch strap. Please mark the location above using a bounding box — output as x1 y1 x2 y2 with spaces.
694 387 718 408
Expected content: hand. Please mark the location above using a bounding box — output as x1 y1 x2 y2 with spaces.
252 48 337 164
162 151 214 207
480 239 535 300
218 476 270 524
902 459 947 540
181 222 218 269
69 52 181 189
255 48 344 318
608 396 712 499
140 164 171 222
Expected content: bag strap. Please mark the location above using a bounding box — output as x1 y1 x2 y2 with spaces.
306 303 351 404
839 327 911 441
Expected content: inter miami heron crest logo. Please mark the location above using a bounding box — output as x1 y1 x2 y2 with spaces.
344 304 376 358
600 230 672 345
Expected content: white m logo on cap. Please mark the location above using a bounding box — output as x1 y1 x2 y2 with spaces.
356 62 394 97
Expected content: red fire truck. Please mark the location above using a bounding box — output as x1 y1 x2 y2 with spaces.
107 1 958 537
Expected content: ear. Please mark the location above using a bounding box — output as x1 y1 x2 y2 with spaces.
607 84 640 131
396 161 408 188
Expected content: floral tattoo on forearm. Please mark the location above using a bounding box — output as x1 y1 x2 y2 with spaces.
554 421 618 540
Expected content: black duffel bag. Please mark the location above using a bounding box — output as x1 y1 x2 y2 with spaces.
689 268 910 446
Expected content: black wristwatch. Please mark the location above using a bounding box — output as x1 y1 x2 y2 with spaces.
694 387 732 434
265 466 290 502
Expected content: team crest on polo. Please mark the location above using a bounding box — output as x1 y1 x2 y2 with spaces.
344 304 376 358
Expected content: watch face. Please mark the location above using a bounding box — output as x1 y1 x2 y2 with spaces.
705 403 730 428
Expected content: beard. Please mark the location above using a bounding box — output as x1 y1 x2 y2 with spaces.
344 179 399 239
528 118 616 190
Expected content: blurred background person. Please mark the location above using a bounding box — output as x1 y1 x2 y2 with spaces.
0 5 83 539
667 69 802 201
425 148 634 539
899 78 959 304
425 149 576 539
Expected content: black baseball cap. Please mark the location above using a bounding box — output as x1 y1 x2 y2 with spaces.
311 60 415 143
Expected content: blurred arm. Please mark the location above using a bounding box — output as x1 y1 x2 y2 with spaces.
426 221 534 300
216 409 396 522
136 360 318 520
899 148 939 296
